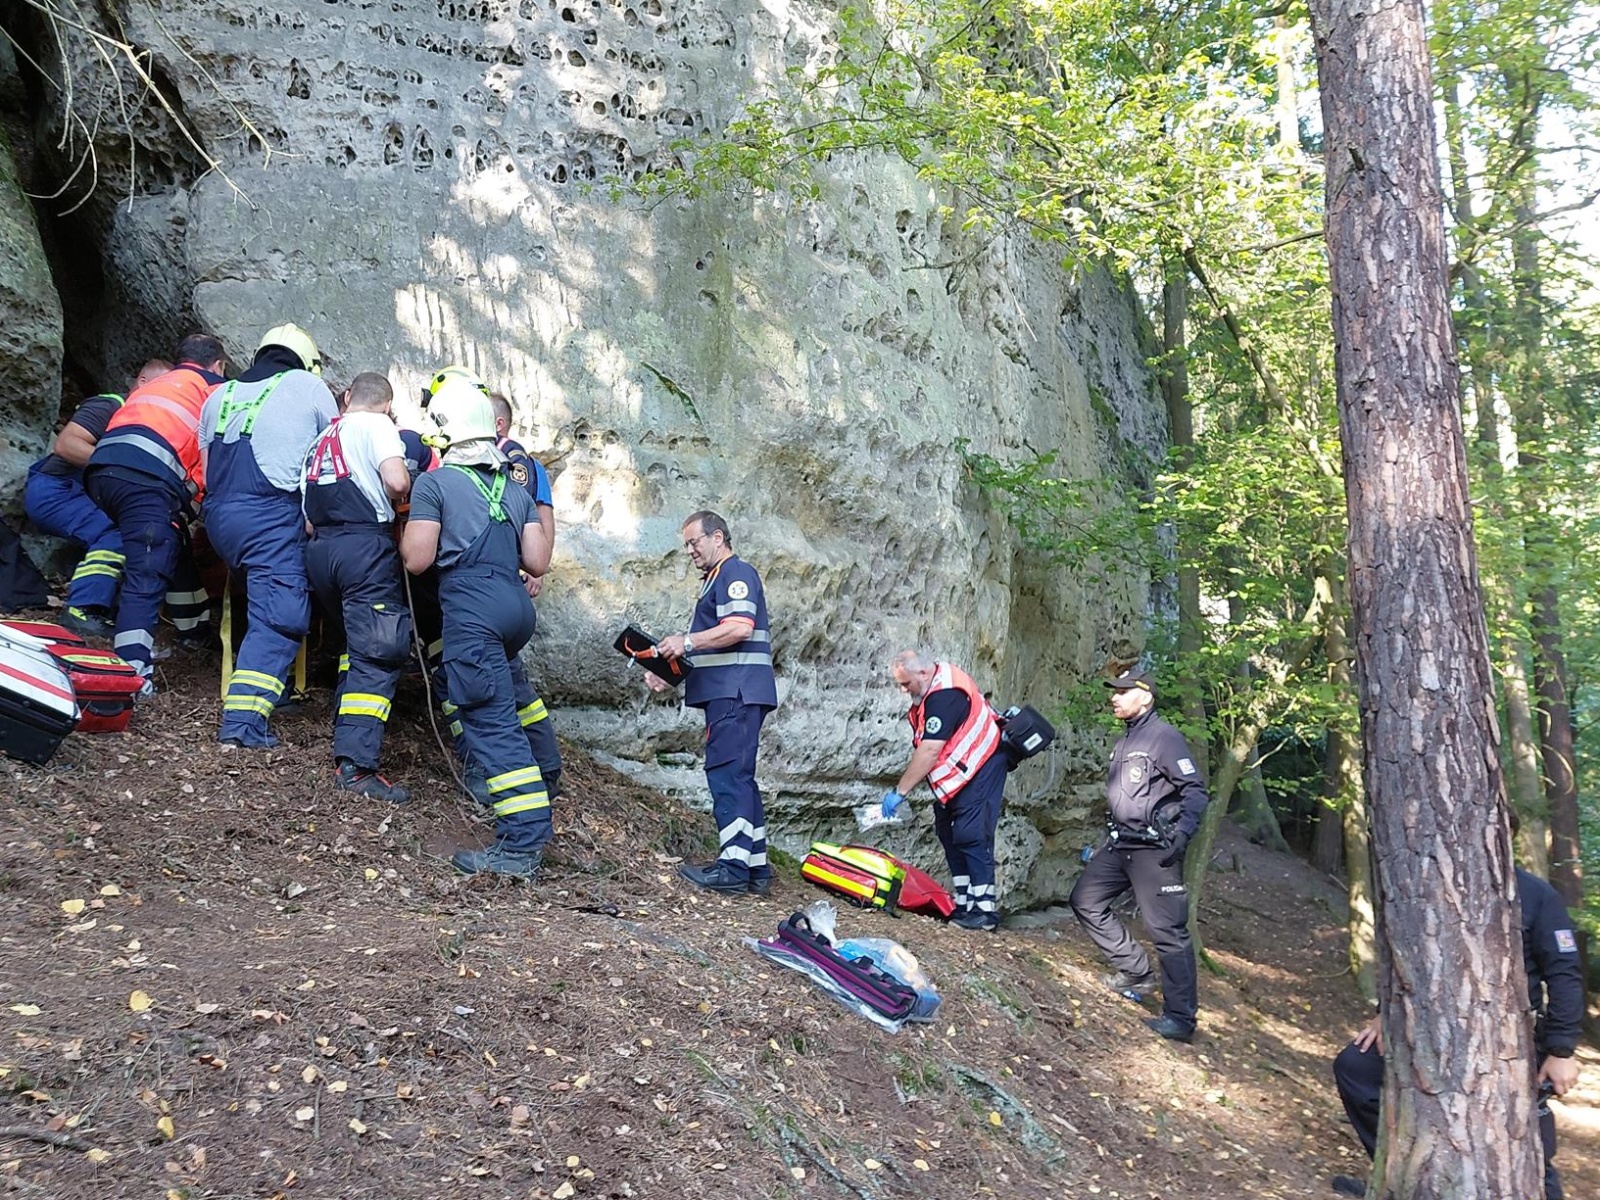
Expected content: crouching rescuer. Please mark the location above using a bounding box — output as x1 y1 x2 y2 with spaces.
302 372 413 803
882 650 1007 931
1070 670 1211 1043
400 380 554 879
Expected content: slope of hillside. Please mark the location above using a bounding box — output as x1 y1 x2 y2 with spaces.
2 654 1596 1199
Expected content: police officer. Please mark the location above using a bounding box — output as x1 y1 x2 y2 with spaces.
25 359 170 637
1070 670 1210 1042
881 650 1007 930
302 372 413 804
652 511 778 895
1329 855 1583 1199
84 335 228 687
400 380 553 878
200 324 336 748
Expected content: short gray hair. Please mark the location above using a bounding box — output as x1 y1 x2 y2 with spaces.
892 649 934 673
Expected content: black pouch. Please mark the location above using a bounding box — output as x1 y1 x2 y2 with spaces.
998 704 1056 767
613 624 692 686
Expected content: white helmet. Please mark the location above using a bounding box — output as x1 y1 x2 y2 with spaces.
257 323 322 375
426 378 497 448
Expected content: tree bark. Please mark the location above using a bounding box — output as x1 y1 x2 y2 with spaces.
1308 0 1539 1194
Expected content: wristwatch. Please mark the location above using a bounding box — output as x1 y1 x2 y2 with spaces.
683 635 695 654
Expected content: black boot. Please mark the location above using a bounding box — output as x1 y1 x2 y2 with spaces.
335 760 410 804
679 861 756 894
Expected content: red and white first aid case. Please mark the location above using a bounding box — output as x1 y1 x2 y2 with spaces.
0 624 79 765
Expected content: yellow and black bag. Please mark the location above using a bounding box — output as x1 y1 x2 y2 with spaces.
800 842 906 910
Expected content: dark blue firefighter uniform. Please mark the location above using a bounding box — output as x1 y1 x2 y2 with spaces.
303 416 412 771
1070 706 1211 1033
1332 868 1583 1199
683 555 778 888
24 394 125 613
408 464 551 854
201 365 335 745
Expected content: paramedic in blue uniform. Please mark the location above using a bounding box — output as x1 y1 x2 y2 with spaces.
84 335 228 686
1328 844 1583 1200
1070 670 1211 1043
489 390 562 798
881 650 1006 931
401 380 553 879
302 372 412 804
199 324 336 748
24 359 170 638
652 511 778 896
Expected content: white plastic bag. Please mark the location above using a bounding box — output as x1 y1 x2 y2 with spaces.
855 801 911 832
835 937 941 1022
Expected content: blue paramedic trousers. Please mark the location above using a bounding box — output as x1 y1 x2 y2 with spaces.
933 770 1003 916
24 469 123 612
83 468 186 674
701 698 771 886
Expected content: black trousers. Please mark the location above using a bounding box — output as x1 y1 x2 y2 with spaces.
1332 1040 1561 1198
1069 842 1198 1028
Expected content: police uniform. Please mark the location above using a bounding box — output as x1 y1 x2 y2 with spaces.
1332 868 1582 1199
24 394 126 616
684 554 778 889
84 363 223 675
1070 691 1210 1036
407 463 551 856
200 352 337 746
302 413 412 777
905 662 1006 926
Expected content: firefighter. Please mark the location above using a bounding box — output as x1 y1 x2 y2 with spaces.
488 390 561 798
651 511 778 896
400 379 553 878
1069 670 1211 1043
199 324 336 748
881 650 1007 931
302 372 413 803
24 359 170 637
83 335 227 687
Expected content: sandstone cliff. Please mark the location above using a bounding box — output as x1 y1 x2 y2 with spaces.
1 0 1168 905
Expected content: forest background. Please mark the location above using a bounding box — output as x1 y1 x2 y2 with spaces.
652 0 1600 995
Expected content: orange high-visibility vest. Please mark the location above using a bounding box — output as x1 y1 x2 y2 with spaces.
907 662 1002 803
98 365 218 499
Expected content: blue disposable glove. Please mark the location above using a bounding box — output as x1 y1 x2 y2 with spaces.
881 790 906 818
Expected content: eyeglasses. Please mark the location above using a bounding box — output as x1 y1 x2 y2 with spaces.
682 533 712 551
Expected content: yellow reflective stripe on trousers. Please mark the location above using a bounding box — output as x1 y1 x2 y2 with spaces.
517 699 548 725
493 791 550 817
487 765 543 793
72 562 123 579
440 699 458 716
230 669 285 695
223 695 275 715
338 653 350 673
338 693 392 721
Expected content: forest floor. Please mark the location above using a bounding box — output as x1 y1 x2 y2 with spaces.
2 650 1597 1200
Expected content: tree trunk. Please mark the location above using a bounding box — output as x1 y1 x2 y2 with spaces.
1234 754 1290 853
1326 580 1375 1000
1308 0 1539 1193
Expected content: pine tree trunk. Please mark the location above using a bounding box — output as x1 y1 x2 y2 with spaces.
1307 0 1540 1193
1326 572 1375 998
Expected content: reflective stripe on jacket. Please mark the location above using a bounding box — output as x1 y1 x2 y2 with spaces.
908 661 1001 804
95 366 217 499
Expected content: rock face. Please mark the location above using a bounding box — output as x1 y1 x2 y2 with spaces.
9 0 1169 906
0 115 63 506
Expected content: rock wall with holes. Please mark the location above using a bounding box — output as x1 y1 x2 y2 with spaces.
10 0 1170 906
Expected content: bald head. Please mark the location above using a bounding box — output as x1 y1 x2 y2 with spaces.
134 359 172 390
891 649 937 701
344 372 394 413
489 391 513 438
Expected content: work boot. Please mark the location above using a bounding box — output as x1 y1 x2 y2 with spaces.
678 861 755 894
1331 1176 1366 1197
452 845 542 879
335 760 410 805
220 729 280 749
951 909 999 932
1145 1015 1196 1043
134 676 157 701
61 606 114 639
463 773 492 806
1102 969 1157 994
747 874 772 897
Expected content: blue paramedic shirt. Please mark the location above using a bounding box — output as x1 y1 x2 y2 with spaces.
683 554 777 710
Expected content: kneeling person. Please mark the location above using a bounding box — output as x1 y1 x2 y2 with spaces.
302 372 413 803
400 380 554 878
